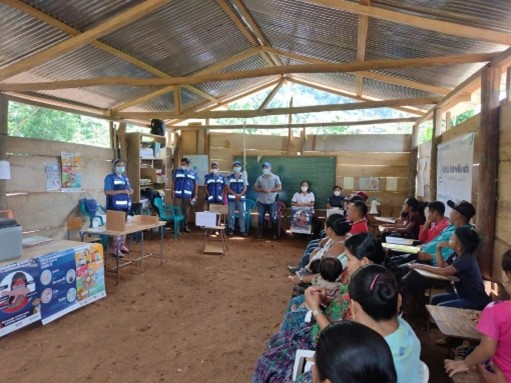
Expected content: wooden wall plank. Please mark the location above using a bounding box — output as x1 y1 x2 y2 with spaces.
303 134 411 152
337 165 409 178
337 177 408 192
335 152 410 166
499 130 511 161
7 136 114 160
210 133 287 152
493 238 510 278
440 115 480 143
499 101 511 131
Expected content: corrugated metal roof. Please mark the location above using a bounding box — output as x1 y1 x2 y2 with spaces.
102 0 254 77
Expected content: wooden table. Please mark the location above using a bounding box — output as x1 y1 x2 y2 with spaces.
426 305 481 341
0 240 86 266
382 243 421 254
81 221 166 284
415 269 460 283
375 216 396 224
201 225 228 256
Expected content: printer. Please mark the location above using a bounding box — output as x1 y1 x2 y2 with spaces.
0 218 22 262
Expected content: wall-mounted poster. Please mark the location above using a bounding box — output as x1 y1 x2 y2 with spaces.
61 152 81 191
290 207 313 234
0 259 41 337
45 163 61 191
359 177 379 191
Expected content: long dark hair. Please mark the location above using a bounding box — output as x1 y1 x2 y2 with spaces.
316 321 397 383
501 249 511 275
349 264 398 321
405 197 425 221
344 233 385 265
331 217 351 237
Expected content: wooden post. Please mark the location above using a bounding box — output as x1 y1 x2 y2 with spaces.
408 122 420 197
0 94 7 210
287 97 293 154
507 66 511 103
109 120 115 150
445 111 452 131
429 108 442 200
477 64 501 277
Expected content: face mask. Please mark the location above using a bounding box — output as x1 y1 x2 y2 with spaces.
115 166 125 174
262 168 270 175
301 186 308 192
233 167 241 173
212 169 219 174
181 165 187 171
333 191 341 197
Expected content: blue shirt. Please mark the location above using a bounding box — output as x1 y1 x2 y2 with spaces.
421 224 472 265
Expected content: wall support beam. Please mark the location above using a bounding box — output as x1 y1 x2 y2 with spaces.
477 64 502 277
0 94 7 210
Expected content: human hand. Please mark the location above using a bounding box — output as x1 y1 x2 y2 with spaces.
444 359 469 377
436 241 450 250
478 362 507 383
304 286 323 311
235 194 241 201
287 275 301 284
470 311 481 323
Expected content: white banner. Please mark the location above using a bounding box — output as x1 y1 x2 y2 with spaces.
437 133 474 214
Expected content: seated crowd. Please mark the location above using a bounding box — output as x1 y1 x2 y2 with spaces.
252 192 511 383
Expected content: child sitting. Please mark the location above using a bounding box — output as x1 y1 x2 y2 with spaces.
291 257 342 310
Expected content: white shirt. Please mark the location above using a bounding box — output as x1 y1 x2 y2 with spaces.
292 192 315 205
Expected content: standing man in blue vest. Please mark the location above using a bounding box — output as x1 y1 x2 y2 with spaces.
204 162 226 208
254 162 282 239
172 157 198 233
226 161 248 237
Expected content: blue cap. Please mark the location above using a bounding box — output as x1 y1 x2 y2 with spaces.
262 161 271 168
232 161 242 166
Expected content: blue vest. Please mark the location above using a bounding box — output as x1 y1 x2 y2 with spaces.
174 169 197 199
106 173 131 211
205 173 225 203
227 173 246 201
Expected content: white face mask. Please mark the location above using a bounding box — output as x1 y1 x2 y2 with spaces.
301 186 308 192
333 191 341 196
233 167 241 173
212 169 219 174
181 165 187 171
115 166 125 175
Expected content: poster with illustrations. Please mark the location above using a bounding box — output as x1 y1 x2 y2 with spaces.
359 177 379 191
290 207 313 234
45 163 61 191
0 259 41 337
75 243 106 306
60 152 81 191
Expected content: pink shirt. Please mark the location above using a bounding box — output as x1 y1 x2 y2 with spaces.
418 216 450 243
477 300 511 381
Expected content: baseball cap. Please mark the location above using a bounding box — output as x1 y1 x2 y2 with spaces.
210 161 219 167
232 160 242 166
447 200 475 219
262 161 271 168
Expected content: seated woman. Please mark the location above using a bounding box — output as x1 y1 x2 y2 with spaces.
381 197 425 240
445 249 511 383
409 226 490 310
252 233 385 383
292 181 315 210
326 186 346 210
312 321 397 383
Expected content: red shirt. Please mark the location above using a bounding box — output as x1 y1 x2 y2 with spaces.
418 216 450 243
349 219 368 235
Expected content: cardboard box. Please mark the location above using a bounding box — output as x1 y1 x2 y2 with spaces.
106 210 126 231
195 212 217 227
132 215 159 224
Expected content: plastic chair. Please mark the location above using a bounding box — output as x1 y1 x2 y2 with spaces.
265 200 286 238
419 361 429 383
79 198 107 228
153 198 184 239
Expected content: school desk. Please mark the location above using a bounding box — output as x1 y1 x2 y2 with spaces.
382 243 421 254
425 305 481 342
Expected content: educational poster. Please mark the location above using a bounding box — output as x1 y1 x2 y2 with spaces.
343 177 354 190
60 152 81 191
184 154 208 186
45 163 61 191
75 244 106 306
290 207 313 234
0 259 42 337
359 177 379 191
437 134 474 214
386 177 398 192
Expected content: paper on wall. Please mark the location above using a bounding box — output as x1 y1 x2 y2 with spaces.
343 176 354 190
386 177 398 192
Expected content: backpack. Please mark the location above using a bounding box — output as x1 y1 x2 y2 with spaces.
150 119 165 136
80 198 98 216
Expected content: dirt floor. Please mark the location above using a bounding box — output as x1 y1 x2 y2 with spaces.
1 230 452 383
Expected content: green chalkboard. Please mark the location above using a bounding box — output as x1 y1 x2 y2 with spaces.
234 156 336 207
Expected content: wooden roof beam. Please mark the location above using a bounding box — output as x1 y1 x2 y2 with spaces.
1 52 499 92
288 76 427 116
263 46 452 95
302 0 511 46
113 96 441 119
2 0 219 105
355 0 371 97
0 0 171 81
258 78 285 111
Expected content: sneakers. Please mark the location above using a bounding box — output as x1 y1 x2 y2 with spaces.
227 230 234 236
241 232 248 237
287 266 299 274
184 227 191 233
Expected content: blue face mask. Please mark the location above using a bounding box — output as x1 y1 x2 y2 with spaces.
233 167 241 173
181 165 187 171
262 168 270 175
115 166 125 174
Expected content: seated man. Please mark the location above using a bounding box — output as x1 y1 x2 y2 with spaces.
346 200 369 235
418 200 450 244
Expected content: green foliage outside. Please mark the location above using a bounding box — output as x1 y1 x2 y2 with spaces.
417 110 476 144
211 83 415 135
8 101 110 147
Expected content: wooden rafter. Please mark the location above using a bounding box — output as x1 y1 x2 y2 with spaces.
288 76 427 116
258 78 285 111
229 0 283 66
0 0 171 81
302 0 511 46
1 0 219 105
355 0 370 97
174 87 181 114
1 52 499 92
113 96 441 120
262 46 452 95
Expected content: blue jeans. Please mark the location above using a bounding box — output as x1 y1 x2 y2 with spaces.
431 292 483 310
227 200 245 233
257 201 276 235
